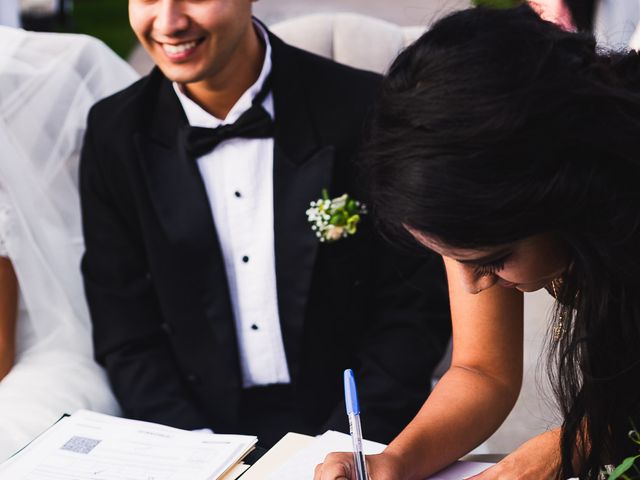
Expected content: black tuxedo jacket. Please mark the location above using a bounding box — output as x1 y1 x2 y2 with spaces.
80 30 451 443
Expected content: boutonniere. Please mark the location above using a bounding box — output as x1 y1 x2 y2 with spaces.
306 189 367 243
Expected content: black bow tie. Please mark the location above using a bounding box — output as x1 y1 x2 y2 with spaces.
182 76 274 159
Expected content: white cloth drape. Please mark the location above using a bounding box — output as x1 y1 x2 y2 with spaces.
0 26 138 461
594 0 640 50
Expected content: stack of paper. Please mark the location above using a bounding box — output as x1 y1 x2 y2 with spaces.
262 430 494 480
0 410 256 480
264 430 385 480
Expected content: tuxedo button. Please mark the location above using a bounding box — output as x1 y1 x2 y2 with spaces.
160 322 174 335
186 373 201 385
353 279 362 288
242 256 249 263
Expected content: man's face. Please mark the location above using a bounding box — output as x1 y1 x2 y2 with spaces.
129 0 255 84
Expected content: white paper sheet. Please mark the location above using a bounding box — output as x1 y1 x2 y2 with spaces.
265 430 493 480
0 410 256 480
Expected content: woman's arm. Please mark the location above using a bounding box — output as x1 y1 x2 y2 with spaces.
0 257 18 380
469 428 561 479
315 256 524 480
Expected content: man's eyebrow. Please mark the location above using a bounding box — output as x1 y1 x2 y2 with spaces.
455 249 511 265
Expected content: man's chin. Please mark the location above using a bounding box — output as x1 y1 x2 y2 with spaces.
158 67 201 85
151 59 204 84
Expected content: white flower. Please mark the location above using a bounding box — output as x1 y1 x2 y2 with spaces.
324 225 345 242
306 190 366 243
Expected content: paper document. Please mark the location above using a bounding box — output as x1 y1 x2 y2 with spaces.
0 410 256 480
240 432 314 480
265 430 385 480
265 430 493 480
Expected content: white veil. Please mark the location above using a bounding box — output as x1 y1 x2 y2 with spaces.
0 27 138 354
0 26 138 458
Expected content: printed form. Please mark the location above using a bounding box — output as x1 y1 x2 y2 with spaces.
0 410 256 480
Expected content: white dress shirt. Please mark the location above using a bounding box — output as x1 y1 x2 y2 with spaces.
173 24 291 388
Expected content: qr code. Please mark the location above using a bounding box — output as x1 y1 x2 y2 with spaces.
61 436 101 454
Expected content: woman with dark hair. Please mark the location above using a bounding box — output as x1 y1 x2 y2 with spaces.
314 5 640 480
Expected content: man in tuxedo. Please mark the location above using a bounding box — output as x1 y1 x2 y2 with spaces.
80 0 451 447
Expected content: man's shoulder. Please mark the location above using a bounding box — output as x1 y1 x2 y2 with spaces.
289 42 381 83
87 68 164 132
270 33 382 99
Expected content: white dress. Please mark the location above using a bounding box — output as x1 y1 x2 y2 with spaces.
0 27 138 460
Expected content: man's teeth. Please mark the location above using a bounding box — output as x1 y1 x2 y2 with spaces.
163 41 197 55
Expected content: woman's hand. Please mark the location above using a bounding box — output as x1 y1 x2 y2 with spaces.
468 430 561 480
313 451 406 480
315 255 526 480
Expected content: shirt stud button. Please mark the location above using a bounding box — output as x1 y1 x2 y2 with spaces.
242 256 249 263
251 324 259 330
234 191 242 198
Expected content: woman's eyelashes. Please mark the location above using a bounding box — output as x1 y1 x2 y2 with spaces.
472 257 507 277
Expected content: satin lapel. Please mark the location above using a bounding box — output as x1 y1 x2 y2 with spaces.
270 33 335 377
134 75 215 249
134 74 238 366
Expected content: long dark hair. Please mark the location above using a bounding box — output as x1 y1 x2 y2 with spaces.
364 5 640 478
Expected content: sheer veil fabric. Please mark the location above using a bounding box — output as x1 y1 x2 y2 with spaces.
0 26 138 460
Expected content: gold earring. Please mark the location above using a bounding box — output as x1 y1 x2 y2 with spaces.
551 279 564 341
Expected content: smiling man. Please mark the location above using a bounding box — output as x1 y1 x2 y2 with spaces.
79 0 452 447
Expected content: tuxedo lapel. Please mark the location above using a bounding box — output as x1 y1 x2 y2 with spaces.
134 72 238 368
134 73 216 249
269 34 335 377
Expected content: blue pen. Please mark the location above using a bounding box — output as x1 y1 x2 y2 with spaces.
344 369 369 480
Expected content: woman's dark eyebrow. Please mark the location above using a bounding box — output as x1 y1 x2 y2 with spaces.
455 249 511 265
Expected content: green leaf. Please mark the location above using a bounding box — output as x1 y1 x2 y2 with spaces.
608 456 640 480
471 0 523 8
346 215 360 234
330 213 348 226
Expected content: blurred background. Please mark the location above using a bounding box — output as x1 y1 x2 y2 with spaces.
8 0 470 62
15 0 135 58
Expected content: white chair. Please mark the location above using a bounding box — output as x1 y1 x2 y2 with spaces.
271 13 425 74
271 12 559 454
